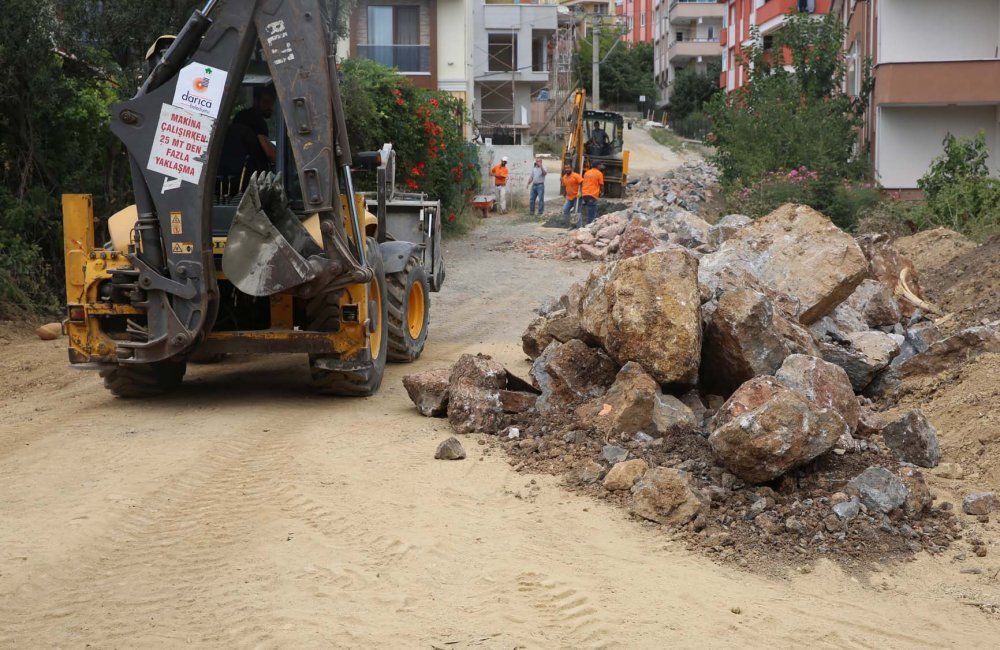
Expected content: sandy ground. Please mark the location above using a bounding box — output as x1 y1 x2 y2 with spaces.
1 159 999 647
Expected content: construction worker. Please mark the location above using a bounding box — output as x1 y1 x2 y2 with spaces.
561 164 584 228
581 163 605 226
527 157 548 216
490 157 510 214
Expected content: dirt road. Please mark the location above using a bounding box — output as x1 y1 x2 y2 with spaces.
3 194 999 644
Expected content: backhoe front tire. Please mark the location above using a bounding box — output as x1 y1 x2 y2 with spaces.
99 361 186 399
386 253 430 363
309 238 388 396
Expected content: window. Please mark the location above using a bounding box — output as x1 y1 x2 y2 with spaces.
488 33 516 72
762 34 774 51
640 12 646 28
847 40 860 97
707 26 714 40
361 5 427 73
676 31 684 42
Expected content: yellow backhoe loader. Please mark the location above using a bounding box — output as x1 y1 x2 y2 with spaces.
63 0 443 397
561 89 630 199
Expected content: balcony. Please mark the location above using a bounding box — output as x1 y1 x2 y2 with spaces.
356 45 431 74
669 0 724 23
874 60 1000 107
667 38 723 60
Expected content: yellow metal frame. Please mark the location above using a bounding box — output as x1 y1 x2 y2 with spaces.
62 192 382 365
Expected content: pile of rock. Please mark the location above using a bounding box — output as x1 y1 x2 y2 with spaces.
406 203 999 566
628 161 721 214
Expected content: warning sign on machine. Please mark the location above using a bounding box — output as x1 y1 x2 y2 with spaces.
147 103 214 185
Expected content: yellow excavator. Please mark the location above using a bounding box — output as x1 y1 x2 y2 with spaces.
561 89 630 199
63 0 444 397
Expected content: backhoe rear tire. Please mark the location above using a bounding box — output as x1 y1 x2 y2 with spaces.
99 361 186 399
309 238 388 396
386 253 430 363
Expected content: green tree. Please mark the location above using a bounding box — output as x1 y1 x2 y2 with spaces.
578 33 656 107
669 63 722 120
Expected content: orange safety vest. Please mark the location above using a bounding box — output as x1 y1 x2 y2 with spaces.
582 168 604 198
562 172 584 200
491 164 509 187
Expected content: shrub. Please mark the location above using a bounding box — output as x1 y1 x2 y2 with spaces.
339 58 480 229
670 64 721 121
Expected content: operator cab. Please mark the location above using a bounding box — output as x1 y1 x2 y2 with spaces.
583 111 625 158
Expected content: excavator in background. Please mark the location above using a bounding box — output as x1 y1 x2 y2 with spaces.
561 89 630 199
62 0 443 397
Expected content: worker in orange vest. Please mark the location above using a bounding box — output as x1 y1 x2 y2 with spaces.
581 163 605 226
489 157 510 214
561 164 584 228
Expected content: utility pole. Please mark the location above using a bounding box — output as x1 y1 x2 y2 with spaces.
592 22 600 111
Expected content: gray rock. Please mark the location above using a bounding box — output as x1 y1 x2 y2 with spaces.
832 497 861 521
707 214 752 248
882 410 941 468
600 445 629 465
435 437 467 460
576 460 605 484
848 467 909 514
962 492 999 516
820 330 901 392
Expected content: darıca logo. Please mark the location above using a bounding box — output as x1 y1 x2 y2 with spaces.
193 68 212 92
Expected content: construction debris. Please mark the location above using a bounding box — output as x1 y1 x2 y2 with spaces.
406 202 999 569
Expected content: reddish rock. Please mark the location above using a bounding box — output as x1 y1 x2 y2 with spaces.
521 308 586 359
449 353 508 390
899 467 932 518
844 279 902 328
709 380 846 484
617 221 661 259
776 354 859 433
579 244 608 262
447 383 504 434
711 376 787 430
531 339 618 415
402 368 451 417
962 492 998 516
631 467 708 526
856 406 888 438
499 390 537 414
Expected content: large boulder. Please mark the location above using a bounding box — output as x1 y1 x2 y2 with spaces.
521 308 585 359
630 467 708 526
892 324 1000 380
702 288 819 394
776 354 859 433
449 353 508 390
661 210 711 248
881 410 941 468
447 354 508 434
709 379 846 484
576 362 698 437
531 339 618 415
572 249 702 385
402 368 451 417
698 204 868 324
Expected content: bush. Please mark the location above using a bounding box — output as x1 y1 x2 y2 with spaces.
670 65 721 121
728 168 880 231
339 58 480 229
913 132 1000 239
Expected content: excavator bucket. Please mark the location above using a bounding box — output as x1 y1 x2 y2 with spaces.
222 172 319 296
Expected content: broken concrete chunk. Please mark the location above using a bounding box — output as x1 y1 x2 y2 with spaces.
402 368 451 417
881 410 941 468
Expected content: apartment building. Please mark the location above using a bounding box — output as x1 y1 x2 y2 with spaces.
845 0 1000 192
720 0 832 92
346 0 474 101
653 0 725 106
618 0 655 43
472 0 559 143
